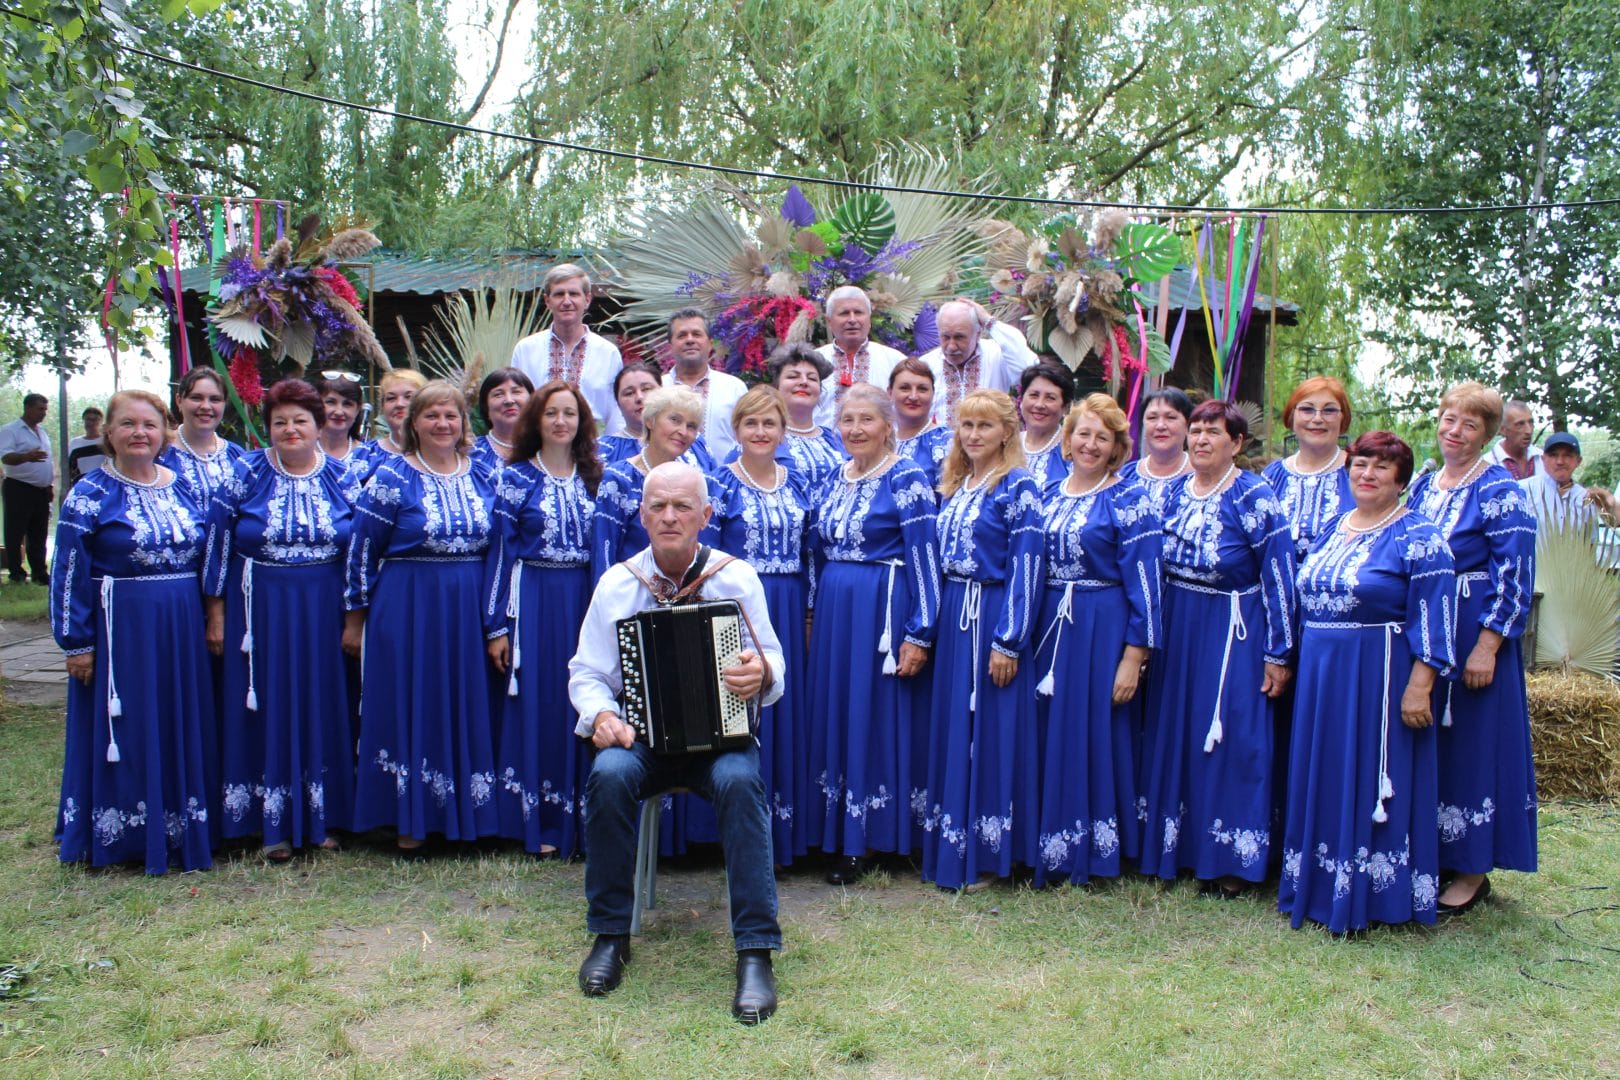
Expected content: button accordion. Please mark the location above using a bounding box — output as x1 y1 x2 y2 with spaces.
616 600 753 754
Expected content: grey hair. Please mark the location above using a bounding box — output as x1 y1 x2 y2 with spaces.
639 384 705 444
839 382 898 452
643 460 710 508
824 285 872 315
542 262 592 297
937 299 986 335
1504 399 1533 417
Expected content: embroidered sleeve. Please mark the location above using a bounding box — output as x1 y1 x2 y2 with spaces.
51 477 104 653
1246 480 1299 664
1116 483 1164 650
992 473 1046 653
201 458 250 597
895 463 942 644
344 464 402 611
1403 520 1458 678
591 466 635 584
1475 471 1537 638
482 471 526 639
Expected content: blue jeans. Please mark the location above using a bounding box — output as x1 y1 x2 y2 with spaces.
584 742 781 952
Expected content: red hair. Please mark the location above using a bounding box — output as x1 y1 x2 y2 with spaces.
1346 430 1414 485
1283 376 1352 435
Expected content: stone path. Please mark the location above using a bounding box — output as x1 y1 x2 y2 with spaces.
1 618 66 705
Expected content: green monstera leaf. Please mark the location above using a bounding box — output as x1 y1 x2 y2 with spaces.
829 192 897 255
1114 222 1181 286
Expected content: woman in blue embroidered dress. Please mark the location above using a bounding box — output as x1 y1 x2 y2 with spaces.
1118 387 1193 515
763 344 846 496
809 383 941 885
159 367 248 512
1032 394 1162 886
711 385 816 866
918 390 1046 890
1264 377 1355 562
348 368 426 483
470 367 533 472
1140 399 1297 897
889 358 950 492
314 371 371 503
1280 431 1457 932
599 362 714 471
53 390 213 874
203 379 355 861
1016 363 1076 501
592 384 720 582
343 381 500 854
484 381 599 858
1406 382 1537 917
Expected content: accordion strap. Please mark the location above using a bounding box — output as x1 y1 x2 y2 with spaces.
621 545 737 606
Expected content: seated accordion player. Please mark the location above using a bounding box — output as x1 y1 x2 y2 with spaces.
616 599 755 755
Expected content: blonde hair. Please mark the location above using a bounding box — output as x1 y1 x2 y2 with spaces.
640 385 705 444
1061 393 1132 472
102 389 174 460
731 385 788 434
939 390 1026 497
837 383 898 453
378 368 427 395
1437 381 1504 441
400 380 474 454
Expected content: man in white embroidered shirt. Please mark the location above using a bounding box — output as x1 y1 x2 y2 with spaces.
662 308 748 462
567 461 785 1024
813 285 908 427
510 263 626 435
918 298 1039 426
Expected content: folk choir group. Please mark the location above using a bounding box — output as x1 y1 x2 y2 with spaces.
51 265 1536 943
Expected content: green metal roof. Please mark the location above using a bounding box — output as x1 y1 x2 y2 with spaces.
1136 266 1298 323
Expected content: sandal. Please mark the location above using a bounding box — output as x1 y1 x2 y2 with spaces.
318 836 342 852
262 841 294 864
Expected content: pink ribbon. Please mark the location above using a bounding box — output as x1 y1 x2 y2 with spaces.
168 195 192 375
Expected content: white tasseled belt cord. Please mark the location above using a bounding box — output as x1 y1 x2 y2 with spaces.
239 557 258 711
506 560 523 697
1305 618 1404 822
100 576 123 762
876 558 903 675
953 576 984 712
1441 571 1490 728
1169 578 1258 753
1034 578 1116 697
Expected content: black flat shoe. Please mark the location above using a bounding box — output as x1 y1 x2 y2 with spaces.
1437 875 1491 920
732 949 777 1025
825 855 867 886
578 934 631 996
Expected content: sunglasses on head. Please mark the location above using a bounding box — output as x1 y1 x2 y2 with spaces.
321 370 363 383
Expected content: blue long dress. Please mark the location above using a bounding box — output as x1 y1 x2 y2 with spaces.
204 451 356 850
1279 512 1457 931
52 467 214 874
897 425 951 494
345 457 500 841
711 462 816 865
1021 433 1067 501
1032 477 1163 885
1140 470 1297 883
809 457 941 856
1261 456 1356 848
482 460 594 856
918 469 1046 888
1408 465 1538 876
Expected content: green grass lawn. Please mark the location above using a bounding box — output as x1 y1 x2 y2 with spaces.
2 697 1617 1078
0 583 49 622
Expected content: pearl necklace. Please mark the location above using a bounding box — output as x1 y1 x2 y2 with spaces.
1342 503 1404 535
1138 452 1190 480
177 428 223 459
963 468 998 493
845 454 893 483
1289 449 1343 477
1064 471 1113 499
488 432 514 450
105 460 169 489
1023 428 1062 456
733 460 785 494
1436 456 1486 491
1188 462 1236 500
413 451 466 479
538 459 576 482
269 448 324 479
786 423 820 437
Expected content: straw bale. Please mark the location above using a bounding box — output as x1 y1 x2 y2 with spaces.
1528 669 1620 801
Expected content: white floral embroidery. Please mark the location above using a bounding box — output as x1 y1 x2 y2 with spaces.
375 749 410 795
1412 872 1438 911
771 791 793 823
469 770 494 807
61 797 79 824
1437 797 1495 843
1208 818 1269 867
92 801 148 847
422 762 456 807
307 781 324 815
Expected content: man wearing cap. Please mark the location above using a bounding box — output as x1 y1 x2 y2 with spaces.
1518 431 1618 531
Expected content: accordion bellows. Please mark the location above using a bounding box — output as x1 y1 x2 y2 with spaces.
617 601 753 754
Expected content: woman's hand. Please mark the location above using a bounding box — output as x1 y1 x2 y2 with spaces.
204 597 225 657
1112 645 1149 704
1402 660 1437 729
487 634 510 674
65 653 94 685
895 641 929 678
988 650 1017 688
1463 629 1501 690
1261 662 1292 698
341 610 366 659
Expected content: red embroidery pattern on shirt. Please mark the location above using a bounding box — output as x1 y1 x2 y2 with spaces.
942 349 981 425
548 332 588 387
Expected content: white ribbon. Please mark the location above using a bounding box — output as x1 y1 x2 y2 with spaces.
100 576 122 762
240 557 258 711
1034 582 1076 698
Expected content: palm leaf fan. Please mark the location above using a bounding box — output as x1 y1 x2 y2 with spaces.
866 143 991 301
1533 519 1620 677
423 283 544 389
611 197 756 326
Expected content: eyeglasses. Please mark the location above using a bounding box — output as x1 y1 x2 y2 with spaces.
1295 405 1342 419
320 370 363 383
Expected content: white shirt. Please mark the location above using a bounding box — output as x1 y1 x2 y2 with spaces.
0 418 54 487
917 320 1040 425
664 367 749 462
813 340 909 428
568 545 786 738
510 327 626 436
67 436 106 483
1487 440 1541 477
1519 471 1595 531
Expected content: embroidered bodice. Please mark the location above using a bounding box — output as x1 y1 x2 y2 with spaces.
1407 463 1535 637
1262 457 1355 560
203 452 354 591
897 425 951 494
936 469 1045 651
711 465 813 577
159 437 246 511
344 457 496 609
591 457 721 580
813 456 941 643
1041 477 1163 650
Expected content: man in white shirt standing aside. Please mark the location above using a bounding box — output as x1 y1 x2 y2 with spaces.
1519 431 1619 532
510 263 626 434
814 285 908 428
1486 399 1541 481
0 393 54 584
662 308 748 462
917 298 1040 427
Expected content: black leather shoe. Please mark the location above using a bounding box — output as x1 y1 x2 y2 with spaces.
578 934 630 996
732 949 777 1025
1437 875 1491 920
825 854 867 886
